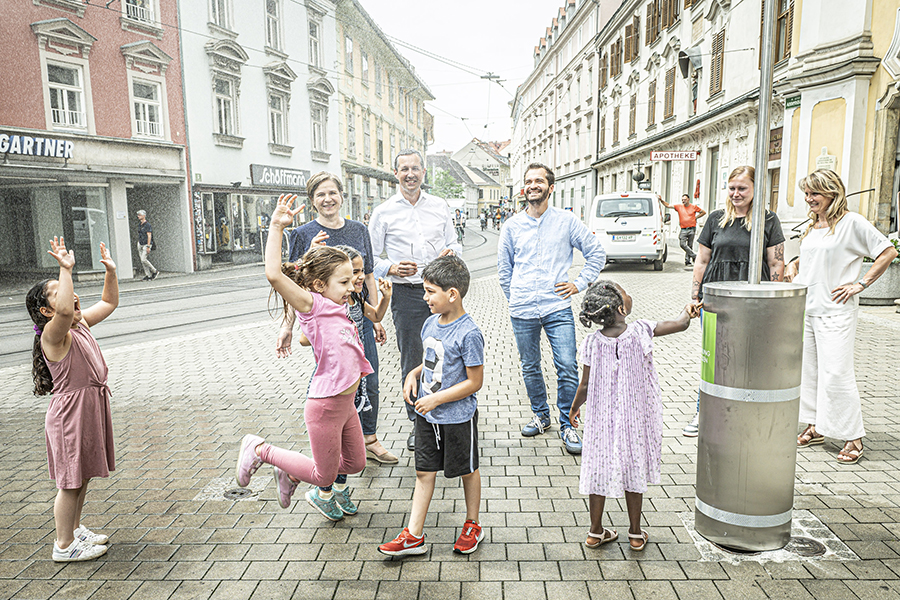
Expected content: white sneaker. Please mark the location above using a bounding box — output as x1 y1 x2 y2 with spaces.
74 525 109 545
52 539 108 562
682 413 699 437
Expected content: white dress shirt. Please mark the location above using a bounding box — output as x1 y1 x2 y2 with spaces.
368 191 462 283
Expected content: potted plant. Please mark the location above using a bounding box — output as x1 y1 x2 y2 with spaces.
859 237 900 306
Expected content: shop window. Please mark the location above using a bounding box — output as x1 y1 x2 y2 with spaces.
265 0 282 51
133 79 163 138
48 63 86 129
62 188 110 272
215 78 236 136
309 20 322 69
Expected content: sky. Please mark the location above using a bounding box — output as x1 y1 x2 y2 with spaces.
360 0 561 154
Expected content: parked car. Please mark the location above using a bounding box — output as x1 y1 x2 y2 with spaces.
587 191 670 271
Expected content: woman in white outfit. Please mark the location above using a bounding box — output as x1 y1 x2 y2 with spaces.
785 169 898 464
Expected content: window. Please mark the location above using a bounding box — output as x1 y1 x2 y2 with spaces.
631 16 640 60
377 126 384 164
611 38 623 77
125 0 154 22
215 78 236 135
48 63 85 129
765 0 795 65
709 29 725 95
311 106 326 152
361 52 369 85
309 20 321 69
268 94 286 145
399 90 405 115
685 0 696 7
344 36 353 73
613 106 620 144
390 130 396 161
664 66 676 118
646 1 660 45
662 0 679 28
629 94 636 137
210 0 230 29
133 79 162 137
363 112 371 161
599 52 608 88
648 78 657 126
388 75 395 105
375 62 382 95
346 103 356 157
625 24 634 63
265 0 281 51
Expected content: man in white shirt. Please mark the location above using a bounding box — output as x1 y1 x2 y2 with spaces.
369 149 461 451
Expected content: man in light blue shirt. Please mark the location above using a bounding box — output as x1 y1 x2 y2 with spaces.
498 163 606 454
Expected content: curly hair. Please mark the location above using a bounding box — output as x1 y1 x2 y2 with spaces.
579 280 624 329
25 279 55 395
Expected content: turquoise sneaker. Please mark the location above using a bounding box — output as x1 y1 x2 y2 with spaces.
333 487 358 515
305 488 343 522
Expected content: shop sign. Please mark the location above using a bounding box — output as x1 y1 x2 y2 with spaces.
651 151 698 161
250 164 310 189
0 133 74 159
769 127 783 161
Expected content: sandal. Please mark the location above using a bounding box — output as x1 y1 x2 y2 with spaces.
628 530 649 551
837 440 863 465
797 425 825 448
585 528 617 548
365 439 399 464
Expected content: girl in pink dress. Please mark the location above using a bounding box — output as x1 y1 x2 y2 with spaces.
235 194 373 523
570 281 699 551
26 237 119 562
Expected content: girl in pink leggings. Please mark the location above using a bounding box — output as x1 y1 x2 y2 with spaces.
236 194 372 521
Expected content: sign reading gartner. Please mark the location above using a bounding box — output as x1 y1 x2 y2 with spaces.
250 164 311 189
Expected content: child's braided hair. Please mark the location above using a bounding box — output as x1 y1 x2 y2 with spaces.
579 280 624 329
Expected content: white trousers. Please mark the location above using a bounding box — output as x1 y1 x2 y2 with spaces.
799 311 865 440
138 243 157 278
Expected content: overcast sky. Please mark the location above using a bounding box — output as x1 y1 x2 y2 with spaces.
360 0 561 154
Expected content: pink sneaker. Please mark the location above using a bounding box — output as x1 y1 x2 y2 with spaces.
235 434 264 487
273 467 298 509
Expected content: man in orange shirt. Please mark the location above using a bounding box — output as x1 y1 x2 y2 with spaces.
658 194 706 266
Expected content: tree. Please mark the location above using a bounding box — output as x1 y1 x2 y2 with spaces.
431 168 464 199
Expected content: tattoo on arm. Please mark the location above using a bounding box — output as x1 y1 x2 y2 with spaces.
691 279 701 300
773 243 784 263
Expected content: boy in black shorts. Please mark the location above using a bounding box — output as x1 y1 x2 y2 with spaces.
378 255 485 556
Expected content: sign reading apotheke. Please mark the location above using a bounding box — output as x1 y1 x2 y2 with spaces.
250 164 310 189
0 133 74 159
651 151 698 161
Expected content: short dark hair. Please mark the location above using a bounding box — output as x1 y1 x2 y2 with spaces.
394 148 424 171
422 255 470 298
524 162 555 187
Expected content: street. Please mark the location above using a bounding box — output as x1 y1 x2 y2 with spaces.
1 233 900 600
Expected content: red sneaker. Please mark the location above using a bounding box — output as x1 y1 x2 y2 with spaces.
378 528 427 556
453 519 484 554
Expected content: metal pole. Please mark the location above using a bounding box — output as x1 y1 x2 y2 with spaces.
749 0 778 284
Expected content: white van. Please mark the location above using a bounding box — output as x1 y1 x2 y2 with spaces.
587 191 670 270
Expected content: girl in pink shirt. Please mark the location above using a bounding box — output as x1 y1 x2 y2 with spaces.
236 194 373 522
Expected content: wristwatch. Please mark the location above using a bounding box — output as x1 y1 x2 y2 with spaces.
857 279 869 289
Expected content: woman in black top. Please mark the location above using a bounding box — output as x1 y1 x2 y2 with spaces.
681 165 785 436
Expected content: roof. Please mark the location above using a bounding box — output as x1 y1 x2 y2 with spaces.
467 166 501 187
427 154 476 187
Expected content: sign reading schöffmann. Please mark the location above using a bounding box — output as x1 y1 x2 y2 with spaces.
250 164 311 189
650 151 698 161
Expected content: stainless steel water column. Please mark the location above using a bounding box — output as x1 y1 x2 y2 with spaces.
694 281 807 551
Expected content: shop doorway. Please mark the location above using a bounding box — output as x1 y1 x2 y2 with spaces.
4 190 37 269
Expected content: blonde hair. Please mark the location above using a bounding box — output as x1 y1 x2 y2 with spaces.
798 169 848 239
719 165 756 231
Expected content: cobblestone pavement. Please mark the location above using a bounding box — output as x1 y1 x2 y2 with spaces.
1 252 899 600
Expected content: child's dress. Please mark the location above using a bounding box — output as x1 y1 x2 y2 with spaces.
578 320 661 497
43 325 115 490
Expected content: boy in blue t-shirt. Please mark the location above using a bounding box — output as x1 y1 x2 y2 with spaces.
378 255 485 557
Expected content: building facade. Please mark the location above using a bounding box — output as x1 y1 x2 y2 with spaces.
0 0 190 284
179 0 340 268
336 0 434 221
451 138 512 205
509 0 615 221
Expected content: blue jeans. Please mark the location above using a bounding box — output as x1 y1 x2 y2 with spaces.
359 317 379 436
510 307 578 429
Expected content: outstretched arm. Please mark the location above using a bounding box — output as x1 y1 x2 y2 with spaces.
653 304 700 337
82 242 119 327
266 194 313 314
363 278 392 322
42 237 76 351
657 194 673 209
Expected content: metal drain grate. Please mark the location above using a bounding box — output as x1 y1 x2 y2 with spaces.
222 488 255 500
710 542 761 556
785 536 827 557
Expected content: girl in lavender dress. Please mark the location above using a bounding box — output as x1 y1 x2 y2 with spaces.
570 281 700 551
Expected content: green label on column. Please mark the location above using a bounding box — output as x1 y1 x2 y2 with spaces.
701 310 717 384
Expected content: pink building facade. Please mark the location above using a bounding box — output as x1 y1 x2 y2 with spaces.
0 0 192 283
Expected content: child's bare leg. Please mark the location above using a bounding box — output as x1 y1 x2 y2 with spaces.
624 491 644 547
408 471 437 537
588 494 607 544
461 469 481 522
74 479 89 530
54 484 83 548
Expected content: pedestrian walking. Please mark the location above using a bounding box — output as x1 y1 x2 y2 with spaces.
379 255 485 557
368 149 461 452
236 194 372 522
279 172 396 464
786 169 898 464
682 166 785 436
26 236 119 562
570 281 700 551
657 193 706 265
136 209 158 281
498 162 606 454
